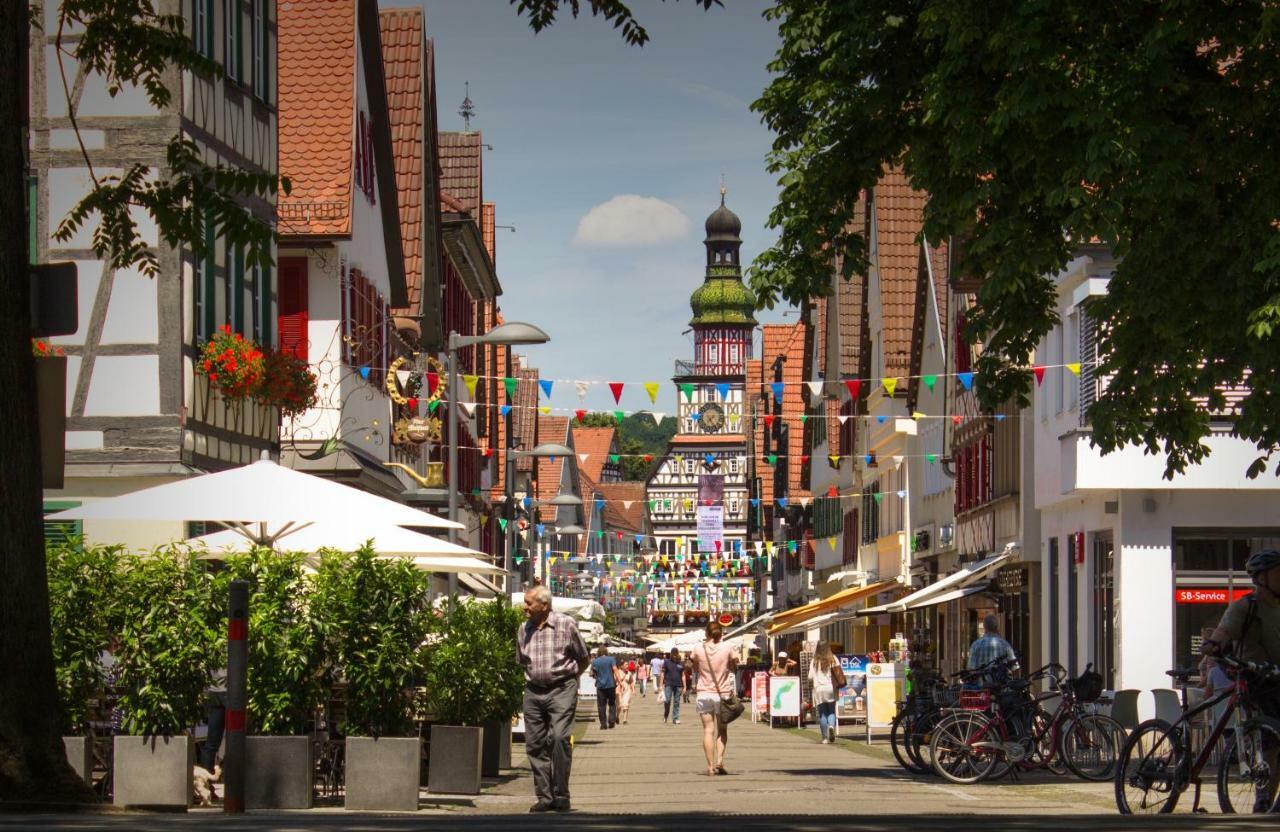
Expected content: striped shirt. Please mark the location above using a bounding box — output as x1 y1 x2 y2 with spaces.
967 634 1018 672
517 610 589 688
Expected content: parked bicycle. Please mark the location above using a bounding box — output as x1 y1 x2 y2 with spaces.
1115 655 1280 814
929 659 1124 784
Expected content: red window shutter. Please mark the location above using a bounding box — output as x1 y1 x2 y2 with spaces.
955 310 971 374
277 257 309 360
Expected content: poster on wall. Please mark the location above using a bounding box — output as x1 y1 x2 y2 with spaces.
696 474 725 551
770 676 801 721
835 654 868 720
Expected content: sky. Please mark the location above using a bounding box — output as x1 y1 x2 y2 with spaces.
416 0 792 416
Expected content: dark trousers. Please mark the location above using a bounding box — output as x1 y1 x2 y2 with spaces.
596 687 617 728
524 680 578 804
198 701 225 770
664 686 682 721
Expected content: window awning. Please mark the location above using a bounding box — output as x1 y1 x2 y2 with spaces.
769 611 842 638
857 552 1009 617
767 579 899 636
723 610 774 640
902 583 993 611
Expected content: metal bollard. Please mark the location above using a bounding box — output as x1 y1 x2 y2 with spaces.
224 580 249 813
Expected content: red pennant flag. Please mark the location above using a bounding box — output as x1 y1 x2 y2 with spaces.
575 409 587 423
643 454 653 463
1033 365 1046 386
484 447 494 458
764 414 776 428
827 485 838 498
952 414 963 425
800 455 810 465
617 531 624 541
715 540 722 553
406 397 419 409
426 372 440 396
844 379 861 399
609 382 625 404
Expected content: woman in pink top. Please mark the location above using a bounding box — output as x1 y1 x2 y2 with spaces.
690 620 739 776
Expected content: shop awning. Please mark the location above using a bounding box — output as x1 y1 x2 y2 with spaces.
857 552 1009 617
767 579 899 636
769 611 842 638
902 583 993 610
724 610 773 640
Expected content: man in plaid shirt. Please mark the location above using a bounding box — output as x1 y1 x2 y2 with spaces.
517 584 589 813
966 614 1019 678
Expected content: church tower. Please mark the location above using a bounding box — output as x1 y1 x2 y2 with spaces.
643 189 757 633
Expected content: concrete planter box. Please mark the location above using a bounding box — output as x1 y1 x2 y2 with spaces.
246 736 313 809
62 736 93 783
344 736 420 812
428 725 482 795
113 735 193 809
481 720 511 777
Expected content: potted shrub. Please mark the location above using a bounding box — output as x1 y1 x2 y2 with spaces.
421 597 524 793
219 548 323 809
111 546 221 808
254 349 318 419
45 539 123 782
310 548 433 811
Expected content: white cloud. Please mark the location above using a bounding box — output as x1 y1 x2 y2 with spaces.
573 195 690 247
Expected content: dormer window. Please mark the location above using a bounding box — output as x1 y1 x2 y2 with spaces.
354 111 376 205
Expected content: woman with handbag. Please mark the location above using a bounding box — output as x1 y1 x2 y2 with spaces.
808 641 843 744
690 620 740 776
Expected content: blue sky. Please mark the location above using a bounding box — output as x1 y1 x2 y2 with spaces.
416 0 793 415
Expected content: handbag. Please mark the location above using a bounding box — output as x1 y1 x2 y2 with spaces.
830 662 847 690
704 644 745 725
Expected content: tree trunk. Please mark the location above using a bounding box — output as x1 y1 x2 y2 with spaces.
0 3 94 802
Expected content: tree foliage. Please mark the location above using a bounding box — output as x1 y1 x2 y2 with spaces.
748 0 1280 478
420 597 524 727
578 412 674 480
511 0 721 46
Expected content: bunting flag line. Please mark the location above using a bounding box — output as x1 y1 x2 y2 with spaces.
679 382 695 402
609 382 625 404
923 374 937 391
539 379 554 399
958 372 975 391
463 375 479 397
883 377 898 396
1033 366 1045 386
771 382 784 401
644 382 660 403
716 382 731 399
845 379 861 399
427 371 440 395
500 404 512 417
576 381 589 401
806 381 823 397
575 409 587 423
503 377 517 399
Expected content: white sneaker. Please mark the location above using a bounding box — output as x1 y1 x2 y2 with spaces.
673 719 680 724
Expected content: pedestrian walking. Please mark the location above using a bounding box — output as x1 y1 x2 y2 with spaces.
617 665 634 724
689 621 739 776
650 654 665 706
637 660 649 697
808 641 841 744
516 585 590 814
682 659 693 704
590 646 619 730
661 648 685 723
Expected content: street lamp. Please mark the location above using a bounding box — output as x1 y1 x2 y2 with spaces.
503 443 577 595
543 524 585 595
446 322 549 596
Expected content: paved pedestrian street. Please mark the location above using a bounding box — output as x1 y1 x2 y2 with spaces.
6 697 1279 830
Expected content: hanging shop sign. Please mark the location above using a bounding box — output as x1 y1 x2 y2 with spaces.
1175 588 1252 605
997 565 1029 593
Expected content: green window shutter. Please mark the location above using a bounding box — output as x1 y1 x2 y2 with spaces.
27 176 37 263
253 0 269 101
232 243 245 334
259 260 273 347
43 500 82 545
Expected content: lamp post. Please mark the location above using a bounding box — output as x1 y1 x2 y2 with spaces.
546 524 585 594
446 322 549 596
502 443 575 595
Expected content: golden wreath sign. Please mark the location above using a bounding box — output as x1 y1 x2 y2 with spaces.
386 356 445 444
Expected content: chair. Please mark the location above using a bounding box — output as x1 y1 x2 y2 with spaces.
1151 688 1183 725
1110 689 1141 730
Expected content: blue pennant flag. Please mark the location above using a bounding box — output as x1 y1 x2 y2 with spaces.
715 382 730 400
777 498 789 508
864 454 873 465
500 404 512 417
523 497 533 509
539 379 554 399
359 366 370 380
958 372 975 391
771 382 784 401
635 535 644 546
704 453 715 465
995 414 1007 421
876 415 887 424
750 498 761 508
595 498 606 511
690 410 701 421
734 540 742 553
536 524 545 537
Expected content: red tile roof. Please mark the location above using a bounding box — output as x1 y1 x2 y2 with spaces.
570 427 615 483
874 169 927 378
756 323 811 501
278 0 356 236
599 482 647 534
835 195 869 380
482 202 496 263
514 366 539 472
380 8 425 326
441 189 468 213
535 415 571 518
439 132 483 216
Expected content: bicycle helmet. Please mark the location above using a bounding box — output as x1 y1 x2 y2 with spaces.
1246 549 1280 577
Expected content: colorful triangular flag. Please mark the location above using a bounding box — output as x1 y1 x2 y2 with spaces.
650 412 665 426
771 382 784 401
500 404 512 417
715 382 730 399
503 376 517 398
923 374 937 391
844 379 861 399
882 377 898 396
613 410 625 423
1066 363 1081 376
1033 366 1045 386
806 381 824 398
609 382 625 404
426 371 439 394
644 382 660 403
958 372 975 391
678 382 695 401
463 375 479 397
539 379 554 399
539 406 551 415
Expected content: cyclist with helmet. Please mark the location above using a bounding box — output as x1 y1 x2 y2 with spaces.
1203 549 1280 671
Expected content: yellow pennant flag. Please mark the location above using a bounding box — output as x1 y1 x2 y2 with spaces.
462 374 479 397
539 406 551 415
883 377 898 396
644 382 660 403
829 454 841 467
1066 363 1082 376
828 536 837 550
911 411 925 420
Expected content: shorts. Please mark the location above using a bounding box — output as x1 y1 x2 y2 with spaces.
696 694 721 715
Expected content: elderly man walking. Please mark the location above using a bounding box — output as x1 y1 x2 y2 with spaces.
517 585 590 813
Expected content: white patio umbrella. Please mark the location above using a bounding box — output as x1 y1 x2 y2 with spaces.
508 592 605 620
649 629 742 654
46 455 460 545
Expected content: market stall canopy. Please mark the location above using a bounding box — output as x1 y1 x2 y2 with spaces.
857 552 1010 617
48 456 460 544
766 579 899 636
191 522 489 563
769 611 842 638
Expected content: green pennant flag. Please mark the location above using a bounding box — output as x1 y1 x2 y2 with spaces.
923 374 937 391
767 454 777 465
503 377 517 399
428 399 440 414
873 492 883 505
498 518 508 532
613 410 625 423
800 414 808 424
470 489 481 497
609 454 620 464
927 453 938 463
679 382 695 401
597 530 605 539
648 500 657 511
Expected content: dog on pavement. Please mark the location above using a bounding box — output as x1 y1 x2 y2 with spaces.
192 763 221 806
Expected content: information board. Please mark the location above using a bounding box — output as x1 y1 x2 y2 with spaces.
769 676 801 720
835 654 868 720
752 672 769 720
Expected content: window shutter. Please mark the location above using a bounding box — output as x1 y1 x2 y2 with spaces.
43 501 82 544
231 243 245 334
277 258 308 360
1078 303 1097 426
955 309 972 374
259 260 273 347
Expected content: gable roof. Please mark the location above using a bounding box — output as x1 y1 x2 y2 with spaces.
755 323 812 503
535 415 571 520
908 238 950 408
599 482 647 534
873 169 927 379
514 367 539 472
439 132 483 216
571 426 615 483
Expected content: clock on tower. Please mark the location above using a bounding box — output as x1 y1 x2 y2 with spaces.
698 402 725 433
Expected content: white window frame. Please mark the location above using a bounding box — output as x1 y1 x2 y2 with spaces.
251 0 268 101
223 0 241 83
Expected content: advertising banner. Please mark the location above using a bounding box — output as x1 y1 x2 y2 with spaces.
696 474 725 551
770 676 801 720
752 672 769 719
835 654 868 720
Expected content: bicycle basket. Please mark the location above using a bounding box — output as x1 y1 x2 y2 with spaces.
958 690 992 710
1072 669 1104 703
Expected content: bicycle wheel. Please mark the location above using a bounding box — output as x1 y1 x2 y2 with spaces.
1062 713 1125 781
908 711 939 776
1115 719 1182 815
930 711 999 784
891 712 928 775
1217 716 1280 814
